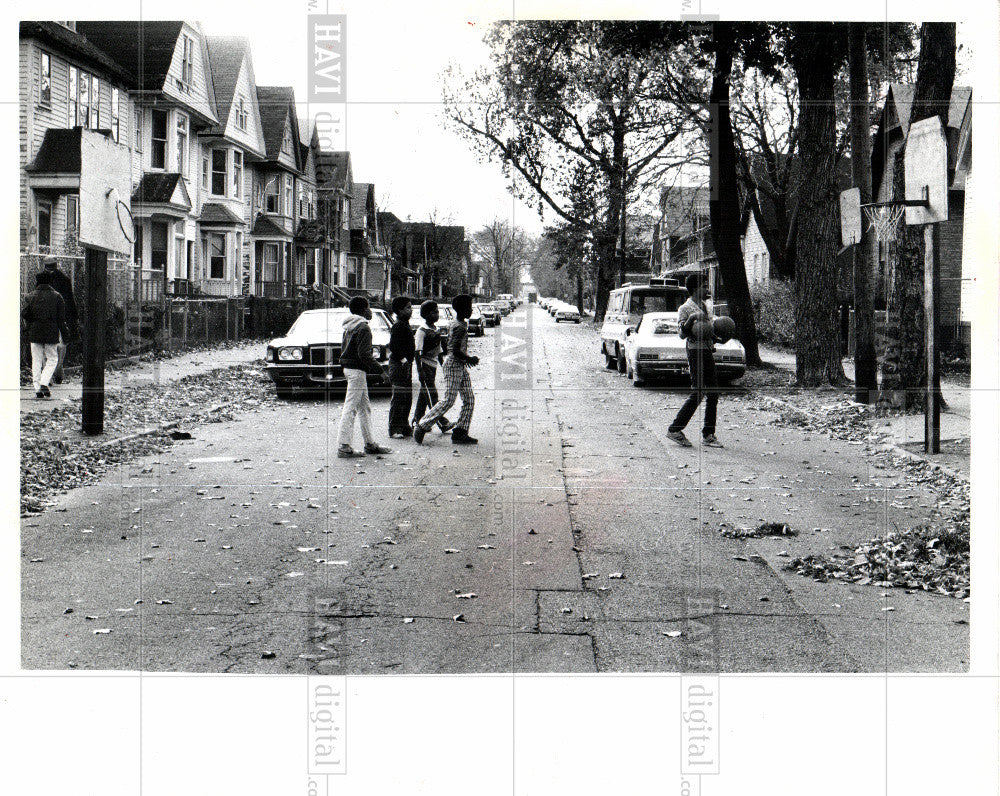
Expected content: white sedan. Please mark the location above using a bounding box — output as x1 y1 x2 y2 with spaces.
554 303 582 323
622 311 746 386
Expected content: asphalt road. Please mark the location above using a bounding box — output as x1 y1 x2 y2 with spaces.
21 305 968 672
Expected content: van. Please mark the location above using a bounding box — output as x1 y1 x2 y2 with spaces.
599 283 687 372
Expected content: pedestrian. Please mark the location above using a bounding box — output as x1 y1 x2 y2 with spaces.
667 273 724 448
335 296 393 459
42 256 78 384
387 296 416 439
413 294 479 445
21 270 71 400
411 300 455 434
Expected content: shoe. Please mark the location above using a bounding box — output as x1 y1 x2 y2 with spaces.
667 430 693 447
40 385 52 397
337 446 365 459
390 433 406 440
439 419 455 433
364 443 392 455
35 391 47 400
413 426 426 445
53 375 63 385
451 429 478 444
702 434 723 448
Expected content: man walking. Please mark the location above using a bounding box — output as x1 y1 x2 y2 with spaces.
667 273 724 448
387 296 415 438
336 296 393 459
42 256 78 383
21 270 71 399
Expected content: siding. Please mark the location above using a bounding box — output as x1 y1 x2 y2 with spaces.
742 213 770 286
160 23 218 124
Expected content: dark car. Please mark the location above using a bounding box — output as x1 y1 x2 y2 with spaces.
265 308 392 398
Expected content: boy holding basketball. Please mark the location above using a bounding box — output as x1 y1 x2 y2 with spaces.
667 273 724 448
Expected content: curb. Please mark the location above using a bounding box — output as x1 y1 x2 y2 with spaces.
750 391 969 483
93 402 235 449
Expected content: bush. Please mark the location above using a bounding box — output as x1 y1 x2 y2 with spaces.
749 279 795 348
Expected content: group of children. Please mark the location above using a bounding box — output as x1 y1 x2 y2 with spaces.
335 294 479 459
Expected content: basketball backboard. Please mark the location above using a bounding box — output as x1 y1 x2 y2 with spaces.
839 187 862 246
904 115 948 225
79 129 133 252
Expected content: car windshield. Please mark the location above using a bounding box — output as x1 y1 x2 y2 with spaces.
289 311 390 336
629 291 686 315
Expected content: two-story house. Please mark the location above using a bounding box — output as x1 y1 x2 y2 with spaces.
201 36 267 296
314 149 353 288
349 182 387 295
19 22 135 289
251 86 303 297
77 21 221 299
294 124 323 292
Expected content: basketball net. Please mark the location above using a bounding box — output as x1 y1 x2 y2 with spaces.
863 204 905 244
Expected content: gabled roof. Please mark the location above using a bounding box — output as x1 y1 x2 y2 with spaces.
75 21 184 93
199 203 244 225
26 128 82 173
132 172 191 208
20 22 132 86
252 215 292 238
205 36 248 130
255 86 301 167
315 150 351 192
350 183 374 229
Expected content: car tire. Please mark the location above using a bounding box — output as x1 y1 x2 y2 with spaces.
605 350 616 369
574 319 581 324
275 387 294 400
632 366 646 387
616 347 627 374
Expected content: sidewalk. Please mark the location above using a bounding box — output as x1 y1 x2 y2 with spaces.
19 340 266 416
756 343 970 476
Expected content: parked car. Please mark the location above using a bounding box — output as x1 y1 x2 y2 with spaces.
468 306 485 336
600 283 688 372
265 307 392 398
554 304 582 323
622 311 746 385
409 303 456 338
476 302 501 327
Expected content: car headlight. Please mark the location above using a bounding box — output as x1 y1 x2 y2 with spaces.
278 346 304 361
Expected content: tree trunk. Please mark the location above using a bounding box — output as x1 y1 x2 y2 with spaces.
707 30 762 367
848 23 878 403
792 29 845 386
879 23 956 409
593 226 617 323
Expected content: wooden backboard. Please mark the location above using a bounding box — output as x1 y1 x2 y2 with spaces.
839 187 862 246
79 129 133 252
904 116 948 225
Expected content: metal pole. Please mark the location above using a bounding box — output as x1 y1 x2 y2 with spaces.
923 223 940 454
81 248 107 435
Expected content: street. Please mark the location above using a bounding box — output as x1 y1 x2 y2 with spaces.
21 304 969 673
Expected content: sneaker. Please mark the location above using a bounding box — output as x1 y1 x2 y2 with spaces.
53 375 63 385
413 426 426 445
438 419 455 433
337 445 365 459
364 443 392 455
40 385 52 397
667 430 693 447
702 434 723 448
35 390 47 400
451 429 478 444
390 433 406 440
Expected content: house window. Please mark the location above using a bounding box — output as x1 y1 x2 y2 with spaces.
69 66 78 125
78 71 90 127
181 34 194 86
37 200 52 247
150 221 169 270
211 149 227 196
91 77 100 129
233 150 243 198
285 175 293 218
236 97 247 131
281 124 292 154
201 155 209 190
66 195 78 231
263 242 279 281
134 106 143 151
264 176 279 213
151 109 168 169
176 114 188 176
111 88 121 142
208 233 226 279
39 52 51 106
347 257 359 289
175 234 185 280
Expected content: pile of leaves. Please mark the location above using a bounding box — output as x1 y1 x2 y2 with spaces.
720 521 798 539
783 510 970 598
20 363 274 516
767 397 884 444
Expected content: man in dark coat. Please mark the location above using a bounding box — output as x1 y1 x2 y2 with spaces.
42 256 78 383
21 270 71 399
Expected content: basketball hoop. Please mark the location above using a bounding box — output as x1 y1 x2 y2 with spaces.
863 204 905 244
116 200 135 244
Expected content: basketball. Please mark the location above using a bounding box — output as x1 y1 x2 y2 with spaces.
713 316 737 343
690 318 715 341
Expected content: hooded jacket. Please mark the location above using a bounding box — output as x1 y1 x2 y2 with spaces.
21 285 71 345
339 313 381 373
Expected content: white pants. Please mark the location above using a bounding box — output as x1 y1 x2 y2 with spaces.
30 342 59 392
337 368 374 448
